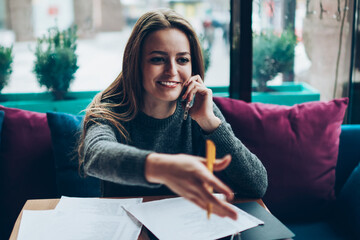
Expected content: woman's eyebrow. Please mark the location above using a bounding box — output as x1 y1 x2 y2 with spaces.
177 52 191 56
149 51 190 56
149 50 168 55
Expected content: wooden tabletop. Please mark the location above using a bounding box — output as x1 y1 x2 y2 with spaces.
10 197 266 240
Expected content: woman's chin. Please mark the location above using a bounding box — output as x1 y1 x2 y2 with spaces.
163 96 181 103
160 93 182 102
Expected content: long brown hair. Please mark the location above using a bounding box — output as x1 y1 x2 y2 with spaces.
78 8 205 166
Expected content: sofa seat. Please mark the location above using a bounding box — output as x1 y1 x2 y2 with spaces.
287 220 349 240
1 97 359 239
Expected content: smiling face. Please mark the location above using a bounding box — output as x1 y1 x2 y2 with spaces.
141 28 192 107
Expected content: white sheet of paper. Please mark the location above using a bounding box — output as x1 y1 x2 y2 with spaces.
17 210 55 240
55 196 143 216
17 197 144 240
123 196 264 240
17 209 141 240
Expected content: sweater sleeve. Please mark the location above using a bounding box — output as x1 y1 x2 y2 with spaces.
83 123 159 188
202 103 268 198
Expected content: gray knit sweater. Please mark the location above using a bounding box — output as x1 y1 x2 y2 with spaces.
83 100 268 198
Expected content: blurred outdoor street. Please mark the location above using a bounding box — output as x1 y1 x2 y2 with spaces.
1 27 230 94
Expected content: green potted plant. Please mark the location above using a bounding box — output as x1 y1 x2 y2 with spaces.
0 45 13 93
33 25 79 100
252 29 297 92
199 34 211 74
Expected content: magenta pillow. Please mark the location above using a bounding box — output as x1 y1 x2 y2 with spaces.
0 106 57 240
213 97 348 221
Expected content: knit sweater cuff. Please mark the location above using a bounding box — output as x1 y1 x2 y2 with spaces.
124 150 163 188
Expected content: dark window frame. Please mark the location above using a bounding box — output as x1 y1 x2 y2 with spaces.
229 0 252 102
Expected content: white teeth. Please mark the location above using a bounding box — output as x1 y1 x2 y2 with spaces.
158 81 177 86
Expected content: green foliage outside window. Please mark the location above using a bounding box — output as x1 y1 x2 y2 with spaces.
33 25 79 100
0 45 13 93
199 34 211 74
253 29 297 91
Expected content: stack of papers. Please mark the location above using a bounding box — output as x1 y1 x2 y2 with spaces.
18 195 263 240
124 196 263 240
17 197 143 240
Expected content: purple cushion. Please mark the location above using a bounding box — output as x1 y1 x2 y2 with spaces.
213 97 348 221
0 106 57 240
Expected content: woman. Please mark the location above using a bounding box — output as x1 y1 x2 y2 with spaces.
78 9 267 220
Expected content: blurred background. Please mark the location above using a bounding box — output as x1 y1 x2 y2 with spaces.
0 0 231 92
0 0 359 121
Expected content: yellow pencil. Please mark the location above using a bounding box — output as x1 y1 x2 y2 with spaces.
206 139 216 219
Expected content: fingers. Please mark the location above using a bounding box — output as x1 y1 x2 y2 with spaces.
183 74 203 87
213 154 232 171
158 154 237 220
196 154 233 200
211 198 238 220
199 185 238 220
205 172 234 202
199 154 232 171
181 75 216 125
182 75 208 102
184 178 238 220
189 162 233 202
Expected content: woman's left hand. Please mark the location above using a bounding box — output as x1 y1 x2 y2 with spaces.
182 75 221 132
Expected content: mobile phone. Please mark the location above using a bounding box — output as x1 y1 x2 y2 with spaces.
183 96 195 120
180 82 195 120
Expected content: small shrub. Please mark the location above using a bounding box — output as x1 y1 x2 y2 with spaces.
253 29 297 91
0 45 13 93
199 34 211 74
33 25 79 100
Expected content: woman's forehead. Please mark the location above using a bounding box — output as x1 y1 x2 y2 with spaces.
143 29 191 54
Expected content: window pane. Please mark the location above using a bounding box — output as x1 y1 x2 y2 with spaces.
0 0 230 94
251 0 354 106
0 0 6 29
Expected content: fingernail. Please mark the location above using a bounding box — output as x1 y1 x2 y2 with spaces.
227 192 234 201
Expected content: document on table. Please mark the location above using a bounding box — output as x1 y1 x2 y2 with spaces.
123 196 264 240
55 196 143 215
17 197 143 240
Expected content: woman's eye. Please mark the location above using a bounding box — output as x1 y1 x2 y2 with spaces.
177 58 190 64
150 57 165 64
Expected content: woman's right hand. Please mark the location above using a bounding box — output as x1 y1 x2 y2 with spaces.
145 153 238 220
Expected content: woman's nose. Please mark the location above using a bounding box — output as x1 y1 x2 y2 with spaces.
165 60 177 76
